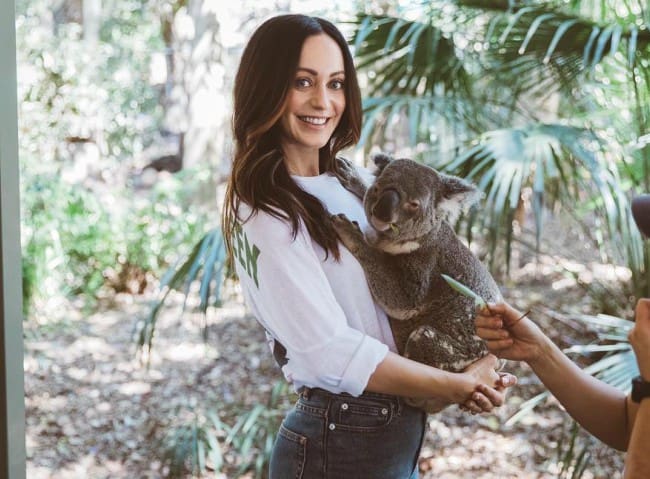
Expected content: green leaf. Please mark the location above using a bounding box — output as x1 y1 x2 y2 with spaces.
441 274 487 308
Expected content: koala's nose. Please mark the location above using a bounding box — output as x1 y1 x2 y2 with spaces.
372 189 400 222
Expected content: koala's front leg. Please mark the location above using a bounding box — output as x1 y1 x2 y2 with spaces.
335 157 367 200
331 213 389 266
331 214 424 319
330 213 367 255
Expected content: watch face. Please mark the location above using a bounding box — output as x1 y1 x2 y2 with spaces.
632 376 650 403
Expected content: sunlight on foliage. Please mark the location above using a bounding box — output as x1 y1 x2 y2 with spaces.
351 0 650 297
161 381 294 478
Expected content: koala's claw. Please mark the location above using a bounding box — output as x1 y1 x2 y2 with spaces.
331 214 362 233
336 157 354 174
331 213 364 251
335 158 367 199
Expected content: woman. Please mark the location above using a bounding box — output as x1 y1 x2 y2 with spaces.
222 14 514 479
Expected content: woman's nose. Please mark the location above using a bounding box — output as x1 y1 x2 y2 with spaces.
310 84 329 108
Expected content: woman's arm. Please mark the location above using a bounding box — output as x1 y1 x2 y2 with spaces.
625 298 650 476
476 302 635 450
625 400 650 477
367 351 514 412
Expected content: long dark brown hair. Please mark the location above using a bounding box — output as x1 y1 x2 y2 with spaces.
222 14 362 263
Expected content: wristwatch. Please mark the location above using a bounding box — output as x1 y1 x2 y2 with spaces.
631 375 650 403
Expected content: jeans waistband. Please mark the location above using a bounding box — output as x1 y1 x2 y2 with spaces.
299 387 403 406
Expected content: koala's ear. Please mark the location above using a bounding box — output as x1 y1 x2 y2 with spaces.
371 153 393 175
437 173 481 223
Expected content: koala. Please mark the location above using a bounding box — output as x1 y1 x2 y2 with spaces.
332 154 502 413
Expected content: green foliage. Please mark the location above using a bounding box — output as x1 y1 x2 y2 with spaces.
445 124 643 271
21 173 120 305
16 0 215 314
161 409 227 477
161 381 294 478
225 382 293 478
350 0 650 297
550 421 594 479
21 167 210 314
126 171 212 276
16 2 163 170
567 313 639 389
137 226 227 354
350 9 481 148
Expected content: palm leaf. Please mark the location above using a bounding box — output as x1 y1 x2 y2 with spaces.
441 273 488 308
351 13 471 97
443 123 644 270
349 12 484 146
483 5 650 97
136 228 227 355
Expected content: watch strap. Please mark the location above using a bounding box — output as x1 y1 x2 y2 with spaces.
631 375 650 403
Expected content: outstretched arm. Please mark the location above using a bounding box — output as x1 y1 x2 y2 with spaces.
476 302 637 451
625 298 650 477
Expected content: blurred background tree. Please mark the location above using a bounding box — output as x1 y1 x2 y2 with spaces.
17 0 227 316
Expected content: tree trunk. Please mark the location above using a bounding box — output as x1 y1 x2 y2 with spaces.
82 0 101 44
167 0 227 182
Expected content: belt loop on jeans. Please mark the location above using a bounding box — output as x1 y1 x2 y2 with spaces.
299 386 313 399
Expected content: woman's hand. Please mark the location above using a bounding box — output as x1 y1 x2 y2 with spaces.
459 354 517 414
475 302 548 364
629 298 650 381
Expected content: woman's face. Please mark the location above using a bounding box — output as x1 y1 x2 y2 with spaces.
279 33 346 158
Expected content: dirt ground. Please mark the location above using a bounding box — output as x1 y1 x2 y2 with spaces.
24 223 632 478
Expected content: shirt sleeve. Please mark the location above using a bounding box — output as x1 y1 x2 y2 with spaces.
231 207 388 396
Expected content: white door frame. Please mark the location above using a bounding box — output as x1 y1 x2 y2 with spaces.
1 0 27 477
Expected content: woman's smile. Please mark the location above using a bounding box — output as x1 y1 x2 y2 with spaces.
297 115 329 126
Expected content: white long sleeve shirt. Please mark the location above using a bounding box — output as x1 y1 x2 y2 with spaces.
232 166 397 396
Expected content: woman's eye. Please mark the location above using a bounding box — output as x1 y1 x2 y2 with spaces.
295 78 311 88
330 79 344 90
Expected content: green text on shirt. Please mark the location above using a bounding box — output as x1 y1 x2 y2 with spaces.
232 222 260 288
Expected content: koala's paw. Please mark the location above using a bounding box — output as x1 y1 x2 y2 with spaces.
335 158 367 199
331 213 364 252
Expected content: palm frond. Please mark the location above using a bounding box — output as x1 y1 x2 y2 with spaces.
483 5 650 96
359 94 483 149
554 420 594 479
136 228 227 355
351 13 471 97
161 410 229 478
443 123 644 270
226 381 294 478
350 12 487 146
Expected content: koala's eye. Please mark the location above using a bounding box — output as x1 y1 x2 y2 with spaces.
405 200 420 212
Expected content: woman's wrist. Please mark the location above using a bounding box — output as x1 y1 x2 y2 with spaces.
441 370 475 404
527 333 558 371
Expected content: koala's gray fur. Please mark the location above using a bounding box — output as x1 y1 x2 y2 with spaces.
332 154 502 413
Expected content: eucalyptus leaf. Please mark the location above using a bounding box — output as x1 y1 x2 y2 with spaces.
441 274 487 308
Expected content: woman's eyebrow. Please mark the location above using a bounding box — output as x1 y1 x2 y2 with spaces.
296 67 345 77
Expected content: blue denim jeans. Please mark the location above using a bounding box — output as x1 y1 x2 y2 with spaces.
269 387 426 479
